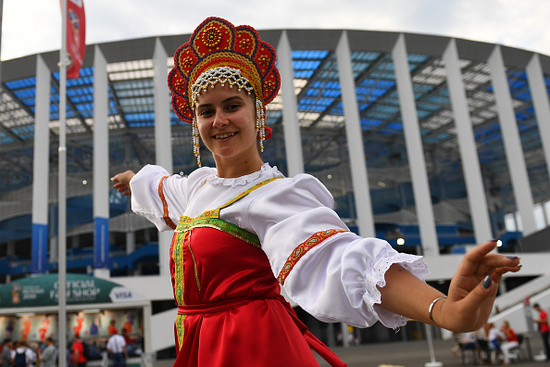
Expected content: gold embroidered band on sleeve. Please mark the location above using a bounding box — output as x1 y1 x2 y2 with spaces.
277 229 348 285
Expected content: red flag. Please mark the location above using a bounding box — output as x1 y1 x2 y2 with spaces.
64 0 86 79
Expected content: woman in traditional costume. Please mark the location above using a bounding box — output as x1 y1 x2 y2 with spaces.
112 17 521 367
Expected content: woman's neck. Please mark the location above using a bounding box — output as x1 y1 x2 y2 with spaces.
215 156 264 178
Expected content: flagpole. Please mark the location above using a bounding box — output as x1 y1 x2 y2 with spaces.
58 0 68 366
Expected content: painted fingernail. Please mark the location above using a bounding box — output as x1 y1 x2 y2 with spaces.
506 256 519 259
482 275 492 289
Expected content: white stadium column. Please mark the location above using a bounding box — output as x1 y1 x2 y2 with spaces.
31 55 51 274
392 34 439 256
153 37 173 277
335 30 375 237
277 30 305 176
488 46 537 235
443 39 493 244
93 45 111 274
526 53 550 185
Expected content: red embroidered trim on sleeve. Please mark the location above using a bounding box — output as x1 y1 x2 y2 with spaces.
277 229 348 285
158 175 177 230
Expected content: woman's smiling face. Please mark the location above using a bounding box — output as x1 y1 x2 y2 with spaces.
194 83 260 169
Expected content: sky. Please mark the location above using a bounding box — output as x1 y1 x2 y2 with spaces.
2 0 550 61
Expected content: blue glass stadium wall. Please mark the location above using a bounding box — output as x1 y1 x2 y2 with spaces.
0 29 549 277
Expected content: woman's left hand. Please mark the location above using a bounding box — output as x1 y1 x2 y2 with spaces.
441 240 521 332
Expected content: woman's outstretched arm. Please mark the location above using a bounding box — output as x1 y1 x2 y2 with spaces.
378 240 521 332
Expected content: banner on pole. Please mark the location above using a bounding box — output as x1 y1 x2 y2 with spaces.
94 217 110 269
31 223 48 274
65 0 86 78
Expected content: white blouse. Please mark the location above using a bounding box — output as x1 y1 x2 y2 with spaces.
130 163 430 329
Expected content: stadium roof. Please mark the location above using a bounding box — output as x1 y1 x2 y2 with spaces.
1 29 549 229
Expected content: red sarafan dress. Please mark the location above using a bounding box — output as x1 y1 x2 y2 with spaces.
170 178 345 367
131 163 430 367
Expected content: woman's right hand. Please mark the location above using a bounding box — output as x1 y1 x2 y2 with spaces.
111 170 136 196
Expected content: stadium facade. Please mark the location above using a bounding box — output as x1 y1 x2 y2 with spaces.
1 28 550 353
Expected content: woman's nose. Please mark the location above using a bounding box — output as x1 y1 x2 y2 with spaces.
213 110 229 127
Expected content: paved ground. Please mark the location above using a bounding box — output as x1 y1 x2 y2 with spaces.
154 333 549 367
314 336 548 367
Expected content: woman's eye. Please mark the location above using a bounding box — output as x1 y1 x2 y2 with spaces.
199 109 213 117
226 103 240 111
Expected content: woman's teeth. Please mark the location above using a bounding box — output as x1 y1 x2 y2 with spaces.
216 132 235 139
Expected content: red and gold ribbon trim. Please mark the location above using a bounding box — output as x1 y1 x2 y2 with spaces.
277 229 348 285
158 175 177 230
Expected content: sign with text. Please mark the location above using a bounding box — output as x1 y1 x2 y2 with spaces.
0 274 144 308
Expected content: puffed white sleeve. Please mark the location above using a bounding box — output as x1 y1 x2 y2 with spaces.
130 164 208 231
247 174 430 329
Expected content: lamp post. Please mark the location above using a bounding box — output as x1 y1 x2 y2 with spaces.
424 323 443 367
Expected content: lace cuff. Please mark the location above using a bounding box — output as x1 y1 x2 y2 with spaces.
363 253 430 329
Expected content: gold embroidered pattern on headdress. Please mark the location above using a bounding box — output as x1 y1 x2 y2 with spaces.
168 17 280 124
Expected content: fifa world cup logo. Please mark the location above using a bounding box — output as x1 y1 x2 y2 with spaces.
11 284 21 304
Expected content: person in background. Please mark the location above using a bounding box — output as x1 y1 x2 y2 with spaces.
26 343 38 367
13 340 34 367
70 336 86 367
499 320 519 365
112 16 522 367
65 341 72 367
486 322 505 349
533 303 550 361
106 328 128 367
1 339 14 367
107 320 118 337
460 331 478 348
451 331 479 362
121 328 135 356
484 322 505 363
38 338 57 367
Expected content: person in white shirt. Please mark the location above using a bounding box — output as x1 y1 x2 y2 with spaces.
106 329 128 367
486 322 505 350
483 322 505 363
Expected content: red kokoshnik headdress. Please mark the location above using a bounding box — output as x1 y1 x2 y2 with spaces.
168 17 281 123
167 17 280 166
